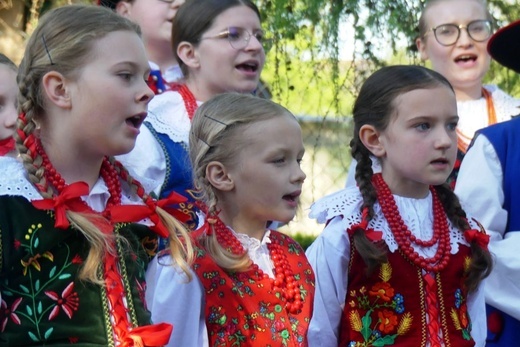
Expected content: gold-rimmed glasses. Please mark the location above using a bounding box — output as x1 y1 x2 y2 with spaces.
200 26 273 51
428 20 492 46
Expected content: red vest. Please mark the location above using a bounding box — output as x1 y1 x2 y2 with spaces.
192 230 315 346
339 241 475 347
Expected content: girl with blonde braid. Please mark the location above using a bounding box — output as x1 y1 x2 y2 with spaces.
0 5 192 346
307 65 492 347
145 93 315 346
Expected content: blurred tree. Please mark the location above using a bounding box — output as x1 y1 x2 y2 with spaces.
2 0 519 115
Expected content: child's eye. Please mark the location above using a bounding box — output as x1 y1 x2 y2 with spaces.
272 158 285 164
415 123 430 131
118 73 132 81
447 121 458 131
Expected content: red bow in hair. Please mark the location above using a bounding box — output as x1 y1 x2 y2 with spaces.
32 182 90 229
109 192 189 238
346 207 382 242
464 218 490 250
464 229 490 250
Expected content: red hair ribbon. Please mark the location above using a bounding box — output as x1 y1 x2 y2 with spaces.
346 207 382 242
0 137 15 156
122 322 173 347
464 229 490 250
32 182 90 229
109 192 188 238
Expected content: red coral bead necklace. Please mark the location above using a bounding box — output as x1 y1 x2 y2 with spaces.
211 216 304 314
372 173 451 272
36 140 122 218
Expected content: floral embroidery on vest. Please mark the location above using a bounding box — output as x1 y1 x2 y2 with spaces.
346 262 413 346
193 230 315 346
1 222 82 341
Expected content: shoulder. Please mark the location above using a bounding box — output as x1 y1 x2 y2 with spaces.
309 186 363 223
0 157 41 200
484 84 520 120
147 90 185 120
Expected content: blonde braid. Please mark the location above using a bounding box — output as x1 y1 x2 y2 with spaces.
110 157 194 278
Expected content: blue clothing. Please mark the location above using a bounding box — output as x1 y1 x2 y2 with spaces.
477 115 520 346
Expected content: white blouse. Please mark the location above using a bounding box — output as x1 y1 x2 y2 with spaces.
455 134 520 322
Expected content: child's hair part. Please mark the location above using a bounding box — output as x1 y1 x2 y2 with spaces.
172 0 261 77
417 0 492 40
0 53 17 71
14 5 193 283
350 65 491 289
189 93 295 271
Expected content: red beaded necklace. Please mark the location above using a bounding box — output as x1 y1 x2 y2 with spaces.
177 84 198 121
36 140 122 218
372 174 451 272
210 216 304 314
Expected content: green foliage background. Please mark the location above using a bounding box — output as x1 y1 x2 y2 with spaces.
256 0 520 118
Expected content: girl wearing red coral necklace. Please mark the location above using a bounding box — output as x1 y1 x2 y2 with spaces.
307 65 492 347
116 0 267 235
0 6 194 346
145 93 315 347
0 54 18 158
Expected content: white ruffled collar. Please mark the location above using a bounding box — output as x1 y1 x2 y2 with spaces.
310 186 473 254
0 156 148 213
145 90 202 145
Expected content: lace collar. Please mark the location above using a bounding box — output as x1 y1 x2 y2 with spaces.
310 186 472 254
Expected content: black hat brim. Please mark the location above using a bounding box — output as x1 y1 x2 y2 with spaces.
487 20 520 74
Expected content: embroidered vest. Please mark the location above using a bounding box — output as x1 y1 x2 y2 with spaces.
0 196 163 346
192 230 315 347
144 122 199 232
339 240 475 347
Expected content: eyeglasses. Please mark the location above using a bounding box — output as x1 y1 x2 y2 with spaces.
200 27 273 51
429 20 492 46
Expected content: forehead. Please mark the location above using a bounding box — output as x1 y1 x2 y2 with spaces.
208 5 261 31
240 115 302 145
425 0 487 25
390 86 456 121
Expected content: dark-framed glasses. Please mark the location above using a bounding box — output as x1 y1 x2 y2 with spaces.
200 27 273 51
429 20 492 46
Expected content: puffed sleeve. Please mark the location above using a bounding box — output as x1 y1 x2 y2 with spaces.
145 254 208 347
305 216 351 347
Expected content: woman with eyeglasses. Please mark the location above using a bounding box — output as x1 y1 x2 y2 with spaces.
117 0 267 234
416 0 520 187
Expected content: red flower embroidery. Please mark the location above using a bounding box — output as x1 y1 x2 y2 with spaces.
1 298 22 332
13 239 21 250
71 254 83 265
45 282 80 320
377 309 398 334
69 337 79 343
369 282 395 302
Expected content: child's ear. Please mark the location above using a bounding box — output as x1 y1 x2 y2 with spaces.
177 41 200 69
115 1 132 17
41 71 71 109
359 124 386 157
206 161 234 191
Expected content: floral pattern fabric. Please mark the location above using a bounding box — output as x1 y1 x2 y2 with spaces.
0 196 157 346
193 230 315 346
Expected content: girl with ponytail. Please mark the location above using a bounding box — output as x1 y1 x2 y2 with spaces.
0 5 192 346
306 65 492 347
